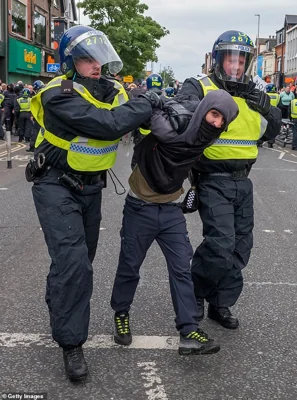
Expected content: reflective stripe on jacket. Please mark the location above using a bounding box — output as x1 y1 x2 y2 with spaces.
31 75 128 172
198 76 266 160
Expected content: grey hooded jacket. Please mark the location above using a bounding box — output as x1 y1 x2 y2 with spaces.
133 90 239 194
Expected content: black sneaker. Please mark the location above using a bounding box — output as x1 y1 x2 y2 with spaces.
179 328 220 355
63 345 88 381
114 312 132 345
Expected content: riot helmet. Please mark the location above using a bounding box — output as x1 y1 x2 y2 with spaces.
22 88 31 97
146 73 163 91
33 80 45 92
59 25 123 78
212 30 255 87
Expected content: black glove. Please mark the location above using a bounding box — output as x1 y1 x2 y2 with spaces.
139 91 162 109
165 101 193 134
245 89 271 116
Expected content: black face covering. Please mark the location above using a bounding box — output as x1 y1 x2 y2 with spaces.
74 73 102 101
74 73 117 103
198 118 226 145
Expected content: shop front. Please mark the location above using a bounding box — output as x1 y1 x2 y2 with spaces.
8 37 41 84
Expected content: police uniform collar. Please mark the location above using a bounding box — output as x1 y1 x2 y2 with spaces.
211 73 255 97
73 75 119 103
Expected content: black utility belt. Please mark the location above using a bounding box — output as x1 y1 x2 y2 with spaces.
199 169 249 180
47 167 105 186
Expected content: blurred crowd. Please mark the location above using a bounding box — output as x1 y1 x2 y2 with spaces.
0 79 43 152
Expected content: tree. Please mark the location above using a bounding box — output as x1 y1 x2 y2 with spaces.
158 66 175 88
77 0 169 77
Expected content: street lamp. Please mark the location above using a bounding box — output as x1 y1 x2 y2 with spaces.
255 14 260 59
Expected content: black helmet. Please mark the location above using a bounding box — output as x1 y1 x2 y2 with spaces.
212 30 255 86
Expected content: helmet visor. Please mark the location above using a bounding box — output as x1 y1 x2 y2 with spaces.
65 30 123 74
215 44 255 84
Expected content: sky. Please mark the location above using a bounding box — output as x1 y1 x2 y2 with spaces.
77 0 296 82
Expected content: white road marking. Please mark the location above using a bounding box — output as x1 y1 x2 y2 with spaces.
0 333 179 349
281 158 297 164
278 151 285 159
263 146 284 154
0 144 26 157
245 281 297 287
284 229 293 234
291 153 297 158
0 153 32 161
253 167 297 172
138 362 169 400
262 229 275 233
278 190 286 193
18 164 27 167
99 227 106 231
0 188 8 190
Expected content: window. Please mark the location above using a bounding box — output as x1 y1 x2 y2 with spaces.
34 10 46 45
277 57 281 72
12 0 26 37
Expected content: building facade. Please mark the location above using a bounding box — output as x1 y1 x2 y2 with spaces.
0 0 77 84
273 15 297 89
285 24 297 82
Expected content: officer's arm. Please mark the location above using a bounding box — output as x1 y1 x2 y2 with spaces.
176 78 204 101
43 91 153 141
260 105 282 141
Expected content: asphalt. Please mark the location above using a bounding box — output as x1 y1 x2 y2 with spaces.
1 140 297 400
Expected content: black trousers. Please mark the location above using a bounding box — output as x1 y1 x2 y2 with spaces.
32 174 103 347
111 195 199 335
29 120 40 149
0 109 4 139
191 177 254 308
292 119 297 148
18 112 32 140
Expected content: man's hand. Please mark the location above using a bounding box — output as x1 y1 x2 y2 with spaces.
139 91 162 109
245 89 271 116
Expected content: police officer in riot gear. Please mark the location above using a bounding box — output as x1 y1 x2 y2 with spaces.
26 81 45 152
178 30 282 330
257 84 280 148
15 88 33 143
28 25 161 381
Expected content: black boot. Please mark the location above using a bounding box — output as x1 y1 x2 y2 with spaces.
196 298 205 322
63 346 88 381
208 305 239 329
26 146 34 152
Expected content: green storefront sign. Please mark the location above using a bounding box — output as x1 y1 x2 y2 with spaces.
8 38 41 76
